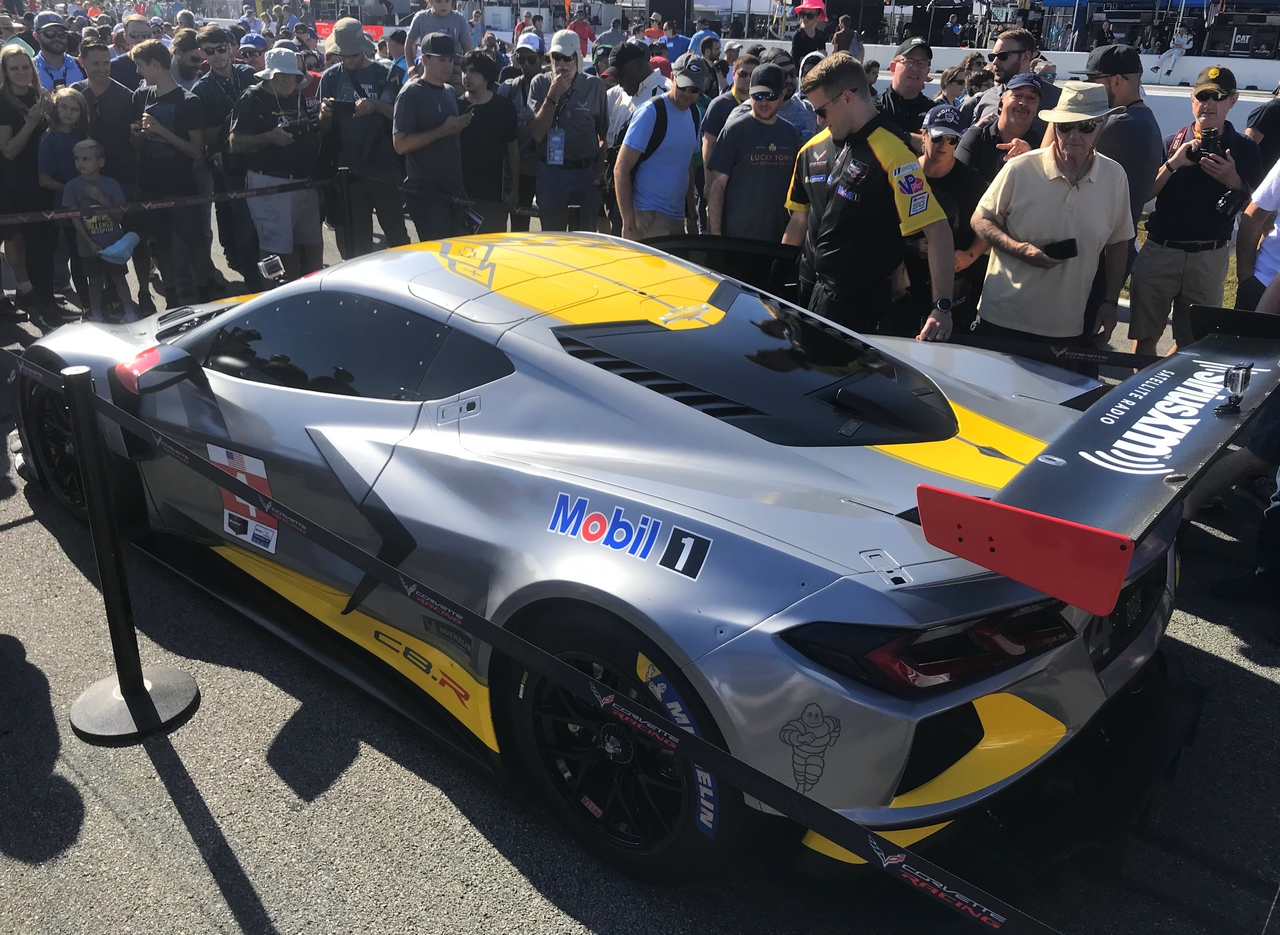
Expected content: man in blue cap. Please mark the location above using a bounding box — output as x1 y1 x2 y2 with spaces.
956 72 1044 184
34 12 85 89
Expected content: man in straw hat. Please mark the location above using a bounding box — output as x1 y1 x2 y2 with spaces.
970 80 1134 348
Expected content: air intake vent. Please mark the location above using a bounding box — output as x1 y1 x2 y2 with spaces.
559 335 763 421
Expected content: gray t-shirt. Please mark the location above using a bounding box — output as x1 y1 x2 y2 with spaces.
406 10 473 57
393 78 465 195
706 111 799 241
318 60 404 181
62 174 126 254
1095 100 1164 228
528 71 609 164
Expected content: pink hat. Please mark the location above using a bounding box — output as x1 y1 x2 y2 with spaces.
795 0 828 22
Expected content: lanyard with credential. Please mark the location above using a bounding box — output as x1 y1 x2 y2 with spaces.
546 80 575 166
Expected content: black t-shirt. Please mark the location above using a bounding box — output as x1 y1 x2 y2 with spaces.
229 84 320 179
191 63 259 156
1147 122 1263 243
790 28 825 64
111 55 140 92
460 93 517 202
903 159 988 316
1246 97 1280 173
955 116 1047 184
72 78 137 189
132 84 204 196
0 90 49 208
876 86 933 137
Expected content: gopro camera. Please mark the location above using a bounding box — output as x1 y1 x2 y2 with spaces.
1215 362 1253 415
258 255 286 281
463 209 484 234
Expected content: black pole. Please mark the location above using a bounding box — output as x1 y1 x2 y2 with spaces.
63 366 199 743
567 203 581 232
338 167 358 259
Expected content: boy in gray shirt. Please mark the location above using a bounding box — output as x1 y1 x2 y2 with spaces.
406 0 473 63
63 140 137 322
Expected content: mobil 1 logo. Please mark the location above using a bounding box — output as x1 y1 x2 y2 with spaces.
658 527 713 580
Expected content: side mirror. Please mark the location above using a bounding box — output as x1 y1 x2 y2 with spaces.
113 344 203 395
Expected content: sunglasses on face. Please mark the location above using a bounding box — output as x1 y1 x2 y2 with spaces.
201 44 228 55
1195 89 1230 102
551 52 573 63
1040 72 1056 80
987 48 1026 62
42 28 67 37
811 90 847 120
751 90 779 101
126 30 150 40
933 134 960 146
1057 119 1099 134
516 52 537 63
798 10 817 18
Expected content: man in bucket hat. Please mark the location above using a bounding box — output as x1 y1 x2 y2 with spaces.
318 17 409 257
970 80 1134 348
229 47 323 280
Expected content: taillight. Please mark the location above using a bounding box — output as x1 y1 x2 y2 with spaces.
114 346 163 395
781 602 1073 695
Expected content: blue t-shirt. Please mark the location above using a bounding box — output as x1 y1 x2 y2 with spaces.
622 95 699 221
38 129 82 185
665 33 690 57
689 29 718 56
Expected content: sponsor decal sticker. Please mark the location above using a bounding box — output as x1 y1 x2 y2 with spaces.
657 527 713 580
897 173 925 196
548 494 716 580
868 835 1009 928
893 161 922 178
908 192 930 216
639 653 719 839
779 703 841 792
208 444 278 553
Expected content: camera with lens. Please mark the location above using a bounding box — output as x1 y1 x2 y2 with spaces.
1189 126 1225 162
278 113 320 139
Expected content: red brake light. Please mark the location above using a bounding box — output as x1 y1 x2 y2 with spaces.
114 346 162 395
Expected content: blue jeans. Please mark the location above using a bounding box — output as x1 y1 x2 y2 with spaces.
535 164 602 232
405 184 464 243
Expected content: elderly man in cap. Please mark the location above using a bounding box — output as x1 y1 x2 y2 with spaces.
706 62 799 242
318 17 408 257
970 82 1134 347
955 72 1044 184
614 51 706 240
392 32 469 241
528 28 608 230
33 11 84 89
229 46 322 279
1130 65 1262 354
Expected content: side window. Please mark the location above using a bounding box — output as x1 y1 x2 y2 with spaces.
204 292 450 401
417 328 516 400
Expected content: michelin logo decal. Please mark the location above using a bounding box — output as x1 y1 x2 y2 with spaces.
548 493 712 579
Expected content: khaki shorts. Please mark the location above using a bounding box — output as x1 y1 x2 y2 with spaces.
1127 238 1229 344
631 209 685 241
246 171 322 255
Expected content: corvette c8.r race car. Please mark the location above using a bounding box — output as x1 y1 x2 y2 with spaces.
14 232 1278 881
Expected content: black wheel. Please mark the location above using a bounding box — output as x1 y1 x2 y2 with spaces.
22 377 86 518
505 604 746 881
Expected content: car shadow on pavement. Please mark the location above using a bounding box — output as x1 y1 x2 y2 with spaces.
0 633 85 863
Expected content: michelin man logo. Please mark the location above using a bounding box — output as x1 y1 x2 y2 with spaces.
779 703 842 792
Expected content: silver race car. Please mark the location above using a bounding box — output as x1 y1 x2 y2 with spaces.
15 232 1276 880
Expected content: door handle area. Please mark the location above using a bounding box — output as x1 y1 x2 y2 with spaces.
437 396 481 425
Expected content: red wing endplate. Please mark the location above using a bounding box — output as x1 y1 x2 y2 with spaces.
918 332 1280 615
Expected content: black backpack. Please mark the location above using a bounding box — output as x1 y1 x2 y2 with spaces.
606 95 702 197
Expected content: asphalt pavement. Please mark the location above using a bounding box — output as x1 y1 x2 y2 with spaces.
2 226 1280 935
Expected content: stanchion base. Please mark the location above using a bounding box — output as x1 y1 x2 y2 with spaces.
69 667 200 744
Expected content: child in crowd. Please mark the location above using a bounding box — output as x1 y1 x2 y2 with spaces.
62 139 137 322
38 86 91 310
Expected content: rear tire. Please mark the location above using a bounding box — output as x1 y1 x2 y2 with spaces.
504 603 747 882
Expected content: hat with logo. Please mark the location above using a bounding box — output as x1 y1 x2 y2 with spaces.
671 51 707 91
420 31 456 58
749 62 785 96
1006 71 1042 95
549 28 579 59
239 32 268 51
1071 43 1142 78
1038 79 1124 123
256 45 304 79
923 103 963 137
324 16 375 57
603 40 647 76
895 35 931 59
1194 64 1236 96
34 11 63 30
515 30 543 53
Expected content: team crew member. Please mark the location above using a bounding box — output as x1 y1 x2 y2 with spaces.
229 47 322 281
876 36 933 140
782 53 955 340
33 12 85 90
528 29 608 231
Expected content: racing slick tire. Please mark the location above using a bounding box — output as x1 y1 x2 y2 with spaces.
504 603 748 882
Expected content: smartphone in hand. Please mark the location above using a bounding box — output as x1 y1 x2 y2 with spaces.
1041 238 1078 260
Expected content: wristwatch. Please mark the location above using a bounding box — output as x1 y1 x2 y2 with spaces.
932 298 954 314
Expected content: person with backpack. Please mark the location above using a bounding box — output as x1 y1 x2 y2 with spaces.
614 51 706 240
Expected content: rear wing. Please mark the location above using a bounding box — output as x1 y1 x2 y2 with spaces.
919 327 1280 615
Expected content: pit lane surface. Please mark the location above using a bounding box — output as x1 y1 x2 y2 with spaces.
2 247 1279 935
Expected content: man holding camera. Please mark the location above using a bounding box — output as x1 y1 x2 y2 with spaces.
229 47 322 281
1128 66 1262 356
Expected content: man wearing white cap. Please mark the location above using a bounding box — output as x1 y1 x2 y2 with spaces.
229 46 322 280
528 28 608 230
970 81 1133 346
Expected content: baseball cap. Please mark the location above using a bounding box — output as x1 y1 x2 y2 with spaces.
671 51 707 91
744 43 766 57
239 32 268 51
34 11 62 30
515 30 543 53
549 28 578 59
420 31 455 58
749 62 784 96
387 28 406 45
603 41 647 76
923 104 963 137
1195 64 1236 95
896 36 931 59
1071 43 1142 78
1006 72 1042 94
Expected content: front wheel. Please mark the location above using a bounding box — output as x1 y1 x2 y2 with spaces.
504 604 747 882
22 377 86 518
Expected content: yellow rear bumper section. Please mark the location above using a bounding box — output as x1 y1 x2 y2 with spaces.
801 693 1066 864
214 545 500 752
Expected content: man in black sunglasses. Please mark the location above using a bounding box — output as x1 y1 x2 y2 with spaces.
1130 64 1262 356
959 26 1058 130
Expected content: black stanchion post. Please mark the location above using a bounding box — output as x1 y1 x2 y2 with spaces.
62 366 199 744
567 203 581 232
338 167 358 259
